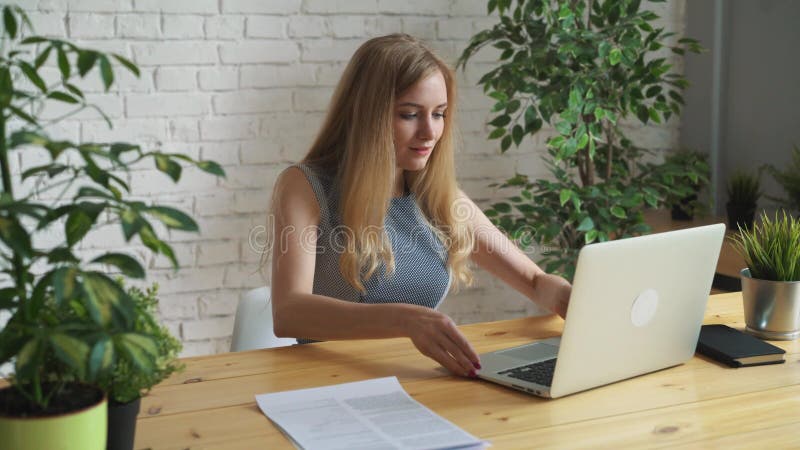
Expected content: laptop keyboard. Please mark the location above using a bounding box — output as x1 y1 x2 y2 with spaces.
498 359 557 387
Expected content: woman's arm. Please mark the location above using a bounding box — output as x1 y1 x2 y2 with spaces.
457 190 571 318
270 167 480 376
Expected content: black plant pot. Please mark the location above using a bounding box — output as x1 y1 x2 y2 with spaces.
671 194 698 221
726 202 756 231
107 397 141 450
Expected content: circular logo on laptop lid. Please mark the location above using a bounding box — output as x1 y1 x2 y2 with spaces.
631 288 659 327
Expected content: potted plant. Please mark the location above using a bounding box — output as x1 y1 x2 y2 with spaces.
725 170 761 231
0 6 222 450
731 211 800 340
457 0 705 279
101 283 182 450
663 150 711 220
764 144 800 216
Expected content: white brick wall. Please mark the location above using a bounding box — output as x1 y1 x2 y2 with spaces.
16 1 686 357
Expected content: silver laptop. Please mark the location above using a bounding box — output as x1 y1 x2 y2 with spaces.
477 224 726 398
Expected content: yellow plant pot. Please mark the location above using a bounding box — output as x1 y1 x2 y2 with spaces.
0 386 107 450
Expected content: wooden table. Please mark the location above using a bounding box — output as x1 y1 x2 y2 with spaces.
135 293 800 449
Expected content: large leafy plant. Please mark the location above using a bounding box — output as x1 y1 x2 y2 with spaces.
458 0 705 279
0 6 223 409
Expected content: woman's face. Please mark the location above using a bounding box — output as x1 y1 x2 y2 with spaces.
393 70 448 172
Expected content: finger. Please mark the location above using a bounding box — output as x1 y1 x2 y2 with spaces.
442 323 481 369
437 335 477 376
425 343 471 377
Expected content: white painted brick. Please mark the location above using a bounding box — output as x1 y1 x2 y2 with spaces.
195 191 236 217
223 263 266 289
169 120 201 142
328 16 365 38
200 142 240 166
179 340 215 357
149 266 225 296
304 0 377 14
170 216 255 242
288 15 327 38
293 87 332 112
81 118 168 143
218 165 284 190
199 292 240 316
219 41 299 64
222 0 300 14
315 63 346 86
402 17 436 40
364 16 402 36
133 0 218 14
162 15 205 39
449 1 490 16
155 67 198 91
68 13 115 39
200 116 260 141
182 316 233 340
158 295 197 321
240 64 315 88
240 140 283 164
66 0 131 12
198 66 239 91
129 165 217 196
377 0 448 15
150 242 196 270
116 13 160 38
197 241 240 266
437 18 474 39
212 89 292 114
126 93 210 117
246 16 287 39
132 42 217 66
204 15 244 40
35 0 68 11
27 12 66 36
159 141 202 161
233 189 270 214
301 39 360 62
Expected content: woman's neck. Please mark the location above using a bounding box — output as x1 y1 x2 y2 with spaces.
393 169 407 198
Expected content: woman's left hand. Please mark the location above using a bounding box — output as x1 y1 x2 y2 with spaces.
532 272 571 319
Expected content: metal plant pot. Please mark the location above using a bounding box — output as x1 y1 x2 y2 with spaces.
741 268 800 340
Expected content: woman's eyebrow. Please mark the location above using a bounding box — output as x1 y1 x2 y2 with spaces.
397 102 448 108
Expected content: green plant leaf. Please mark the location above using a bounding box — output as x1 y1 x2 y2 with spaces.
197 160 225 177
48 91 79 104
15 338 42 379
18 61 46 93
116 333 158 373
91 252 145 278
65 205 103 246
53 266 78 305
0 215 32 258
57 45 71 79
77 50 98 77
112 53 140 77
488 127 505 139
145 206 198 231
576 216 595 232
609 47 622 65
155 154 182 182
3 6 17 39
512 125 523 146
88 337 114 381
81 271 124 326
610 206 627 218
559 189 573 206
51 333 90 379
99 55 114 91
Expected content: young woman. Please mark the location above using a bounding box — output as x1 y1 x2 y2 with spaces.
269 34 571 378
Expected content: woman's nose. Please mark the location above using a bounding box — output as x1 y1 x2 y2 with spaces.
417 117 434 140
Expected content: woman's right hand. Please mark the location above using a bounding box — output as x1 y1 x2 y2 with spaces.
400 305 481 378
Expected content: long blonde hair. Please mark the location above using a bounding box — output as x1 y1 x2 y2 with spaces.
302 34 474 292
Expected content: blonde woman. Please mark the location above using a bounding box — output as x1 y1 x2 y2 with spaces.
269 34 571 378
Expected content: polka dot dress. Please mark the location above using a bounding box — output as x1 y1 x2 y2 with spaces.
292 163 451 344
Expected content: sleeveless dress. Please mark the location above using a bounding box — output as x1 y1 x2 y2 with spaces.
292 163 452 344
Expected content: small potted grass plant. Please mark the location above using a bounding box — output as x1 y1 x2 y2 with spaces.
726 170 761 231
731 211 800 340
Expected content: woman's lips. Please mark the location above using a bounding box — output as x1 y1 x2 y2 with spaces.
410 146 432 155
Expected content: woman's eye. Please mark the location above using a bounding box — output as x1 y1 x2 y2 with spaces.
433 112 446 119
400 113 417 120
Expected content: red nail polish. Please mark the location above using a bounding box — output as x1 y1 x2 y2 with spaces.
474 362 482 370
469 370 477 378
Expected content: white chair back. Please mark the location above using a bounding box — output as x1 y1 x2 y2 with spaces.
230 287 296 352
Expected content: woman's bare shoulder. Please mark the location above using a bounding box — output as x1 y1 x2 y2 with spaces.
273 166 320 223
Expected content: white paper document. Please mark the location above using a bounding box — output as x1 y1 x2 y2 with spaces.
255 376 489 450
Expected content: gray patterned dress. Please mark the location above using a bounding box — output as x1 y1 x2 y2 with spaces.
291 163 452 344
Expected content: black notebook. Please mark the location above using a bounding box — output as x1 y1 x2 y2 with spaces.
696 324 786 367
